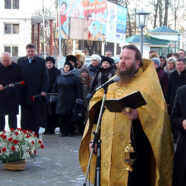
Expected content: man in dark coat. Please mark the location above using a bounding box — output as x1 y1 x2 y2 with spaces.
151 57 168 98
17 43 49 135
171 85 186 186
166 58 186 141
0 52 23 131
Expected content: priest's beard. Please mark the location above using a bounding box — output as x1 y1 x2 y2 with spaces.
117 63 137 83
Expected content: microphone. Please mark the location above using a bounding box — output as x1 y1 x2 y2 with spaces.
95 75 120 91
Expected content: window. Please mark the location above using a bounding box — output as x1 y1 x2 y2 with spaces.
4 46 18 56
5 0 19 9
4 24 11 34
13 24 19 34
4 23 19 34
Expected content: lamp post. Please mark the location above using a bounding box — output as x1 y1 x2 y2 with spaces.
135 9 150 57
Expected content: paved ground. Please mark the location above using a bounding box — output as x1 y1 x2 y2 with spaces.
0 134 90 186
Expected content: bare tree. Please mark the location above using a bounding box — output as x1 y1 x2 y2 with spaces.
171 0 181 30
158 0 163 26
163 0 169 26
153 0 159 28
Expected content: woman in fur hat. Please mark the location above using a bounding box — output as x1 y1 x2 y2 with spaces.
44 56 60 134
53 62 83 136
76 53 85 69
89 56 116 93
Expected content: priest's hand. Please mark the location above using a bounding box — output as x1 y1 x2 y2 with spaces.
121 109 139 120
89 140 97 154
0 84 4 91
182 120 186 130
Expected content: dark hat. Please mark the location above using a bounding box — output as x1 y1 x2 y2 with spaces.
64 61 74 71
46 56 55 64
66 55 77 63
101 57 114 66
80 65 90 76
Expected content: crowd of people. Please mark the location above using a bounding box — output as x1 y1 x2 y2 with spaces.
0 43 186 185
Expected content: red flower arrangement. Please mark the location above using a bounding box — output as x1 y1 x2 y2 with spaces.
0 128 44 163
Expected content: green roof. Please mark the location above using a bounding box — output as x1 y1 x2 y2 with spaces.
126 35 170 46
148 26 178 33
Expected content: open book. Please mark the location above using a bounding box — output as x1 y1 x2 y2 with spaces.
104 91 147 112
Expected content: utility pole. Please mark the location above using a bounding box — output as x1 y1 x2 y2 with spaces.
58 0 62 68
42 0 46 58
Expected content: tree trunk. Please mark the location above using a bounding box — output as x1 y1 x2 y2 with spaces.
153 0 159 28
163 0 169 26
128 12 132 36
158 0 163 26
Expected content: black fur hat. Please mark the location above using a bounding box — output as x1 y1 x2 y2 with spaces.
101 57 114 65
46 56 55 64
64 61 74 71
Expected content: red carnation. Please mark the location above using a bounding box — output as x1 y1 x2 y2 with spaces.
40 144 44 149
14 132 19 136
31 96 35 102
20 81 25 85
10 128 14 131
26 135 30 138
11 146 16 151
28 130 33 134
2 147 6 152
38 140 42 144
34 150 36 154
13 140 18 144
34 134 38 137
31 141 35 145
2 135 7 139
8 137 13 142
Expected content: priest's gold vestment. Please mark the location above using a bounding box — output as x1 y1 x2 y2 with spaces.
79 59 174 186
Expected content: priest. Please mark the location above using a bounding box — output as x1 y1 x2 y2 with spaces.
79 45 174 186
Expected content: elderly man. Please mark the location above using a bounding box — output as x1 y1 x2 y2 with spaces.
0 52 23 131
178 49 186 61
17 43 49 135
167 58 186 142
167 59 186 114
79 45 173 185
105 50 112 58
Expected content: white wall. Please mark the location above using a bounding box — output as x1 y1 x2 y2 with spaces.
150 34 179 41
0 0 34 57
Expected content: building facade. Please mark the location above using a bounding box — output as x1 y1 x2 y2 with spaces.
0 0 33 58
0 0 56 60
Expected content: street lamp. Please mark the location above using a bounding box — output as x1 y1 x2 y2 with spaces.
135 9 150 57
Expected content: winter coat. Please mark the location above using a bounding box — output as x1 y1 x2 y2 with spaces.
156 67 168 97
48 67 60 93
54 70 83 115
90 67 115 93
171 85 186 186
88 64 101 77
0 63 23 115
167 70 186 112
17 56 49 106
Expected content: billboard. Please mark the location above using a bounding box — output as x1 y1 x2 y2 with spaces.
58 0 127 43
